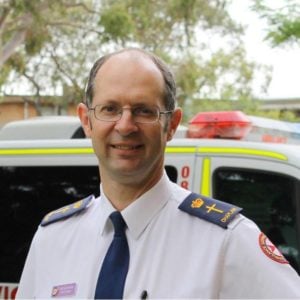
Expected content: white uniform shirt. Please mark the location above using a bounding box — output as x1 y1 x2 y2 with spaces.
17 173 300 299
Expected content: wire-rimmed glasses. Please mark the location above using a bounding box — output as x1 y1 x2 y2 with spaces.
88 103 173 124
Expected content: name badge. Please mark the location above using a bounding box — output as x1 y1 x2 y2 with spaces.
51 283 77 297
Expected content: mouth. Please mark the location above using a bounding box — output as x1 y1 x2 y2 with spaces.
111 144 143 150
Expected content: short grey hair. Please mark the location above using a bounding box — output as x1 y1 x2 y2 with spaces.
84 48 176 111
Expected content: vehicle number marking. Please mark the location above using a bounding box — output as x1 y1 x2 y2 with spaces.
180 166 190 189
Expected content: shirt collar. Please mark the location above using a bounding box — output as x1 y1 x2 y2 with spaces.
98 172 172 240
97 188 116 236
122 172 172 240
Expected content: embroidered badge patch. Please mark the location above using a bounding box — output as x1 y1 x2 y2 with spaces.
51 283 77 298
191 198 204 208
179 192 242 228
259 232 288 264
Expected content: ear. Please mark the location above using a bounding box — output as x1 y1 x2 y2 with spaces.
77 102 92 137
167 108 182 141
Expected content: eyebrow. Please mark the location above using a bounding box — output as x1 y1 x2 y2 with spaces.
97 100 153 107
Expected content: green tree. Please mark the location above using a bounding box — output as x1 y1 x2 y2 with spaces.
253 0 300 46
0 1 93 67
0 0 94 99
248 0 300 122
1 0 271 118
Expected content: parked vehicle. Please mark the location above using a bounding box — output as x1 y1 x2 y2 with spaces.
1 111 299 299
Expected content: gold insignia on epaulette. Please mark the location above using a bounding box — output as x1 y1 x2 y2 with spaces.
59 206 69 214
191 198 204 208
73 200 83 209
206 203 224 214
44 211 55 222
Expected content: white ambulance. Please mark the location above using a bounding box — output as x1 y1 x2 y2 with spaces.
0 111 300 299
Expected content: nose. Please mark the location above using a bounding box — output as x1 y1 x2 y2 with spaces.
114 108 138 136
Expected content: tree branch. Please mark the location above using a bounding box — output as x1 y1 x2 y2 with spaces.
47 21 102 34
0 9 35 68
22 71 42 114
0 6 10 31
50 50 82 97
0 29 27 68
62 2 97 14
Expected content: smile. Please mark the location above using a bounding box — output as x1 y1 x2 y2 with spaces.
112 145 141 150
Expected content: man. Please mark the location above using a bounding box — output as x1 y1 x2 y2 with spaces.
17 48 300 299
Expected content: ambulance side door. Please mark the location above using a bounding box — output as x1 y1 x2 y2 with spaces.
197 154 300 274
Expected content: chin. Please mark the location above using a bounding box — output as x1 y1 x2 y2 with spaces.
112 166 147 181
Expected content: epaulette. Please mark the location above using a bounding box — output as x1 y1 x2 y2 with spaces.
178 192 242 229
41 195 94 227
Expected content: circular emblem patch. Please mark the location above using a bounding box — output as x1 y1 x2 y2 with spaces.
258 232 288 264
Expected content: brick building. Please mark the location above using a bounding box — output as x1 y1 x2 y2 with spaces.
0 96 77 127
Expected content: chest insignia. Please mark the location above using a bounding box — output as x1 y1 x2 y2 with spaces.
41 195 93 227
179 192 242 229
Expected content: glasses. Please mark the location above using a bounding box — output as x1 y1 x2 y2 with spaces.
88 104 173 124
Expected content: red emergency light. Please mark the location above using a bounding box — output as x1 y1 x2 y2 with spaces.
187 111 252 139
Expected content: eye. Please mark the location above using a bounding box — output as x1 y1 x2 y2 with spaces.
134 106 157 116
99 104 120 115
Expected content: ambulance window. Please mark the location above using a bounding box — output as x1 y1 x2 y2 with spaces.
213 168 300 274
0 166 100 283
165 166 177 183
0 165 177 283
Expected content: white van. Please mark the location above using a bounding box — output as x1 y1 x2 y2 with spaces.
1 112 300 299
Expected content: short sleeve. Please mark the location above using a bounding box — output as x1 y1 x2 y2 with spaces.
219 216 300 298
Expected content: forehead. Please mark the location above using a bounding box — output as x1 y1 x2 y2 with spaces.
93 52 165 98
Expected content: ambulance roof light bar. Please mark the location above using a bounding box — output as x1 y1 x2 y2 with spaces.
187 111 252 139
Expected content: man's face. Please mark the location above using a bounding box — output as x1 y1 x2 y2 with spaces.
79 53 181 185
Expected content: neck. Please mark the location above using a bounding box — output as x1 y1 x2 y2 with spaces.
100 170 164 211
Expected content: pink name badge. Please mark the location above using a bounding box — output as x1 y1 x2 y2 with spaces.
51 283 77 297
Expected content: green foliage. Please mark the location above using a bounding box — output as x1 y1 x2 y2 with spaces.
0 64 11 87
99 3 134 44
0 0 273 120
267 19 300 45
249 109 299 122
253 0 300 46
176 44 271 123
25 28 51 55
7 53 25 73
183 98 260 124
176 55 203 106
